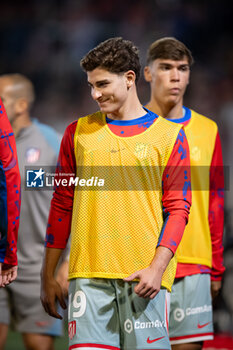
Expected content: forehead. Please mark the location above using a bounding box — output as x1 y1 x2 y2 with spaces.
0 78 14 94
152 58 189 67
87 68 122 83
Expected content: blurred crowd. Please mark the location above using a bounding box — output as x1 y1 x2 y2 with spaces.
1 0 233 337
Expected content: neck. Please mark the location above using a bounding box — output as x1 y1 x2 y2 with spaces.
12 114 32 137
145 99 183 120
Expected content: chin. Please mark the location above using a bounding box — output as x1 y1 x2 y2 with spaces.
99 107 110 114
100 105 114 114
168 97 180 105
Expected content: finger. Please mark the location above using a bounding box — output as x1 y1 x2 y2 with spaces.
49 308 63 319
2 273 8 287
143 288 155 298
61 282 69 297
41 298 50 315
42 299 63 319
57 291 67 310
10 269 17 283
123 272 139 282
134 281 147 295
137 285 154 298
4 273 11 285
149 290 159 299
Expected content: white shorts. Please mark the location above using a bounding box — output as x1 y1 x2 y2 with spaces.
68 278 171 350
169 274 214 345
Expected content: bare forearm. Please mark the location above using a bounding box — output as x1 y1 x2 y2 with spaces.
40 247 67 319
150 246 173 276
41 247 63 280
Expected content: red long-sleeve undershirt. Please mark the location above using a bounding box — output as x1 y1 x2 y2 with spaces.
0 99 21 266
176 131 225 280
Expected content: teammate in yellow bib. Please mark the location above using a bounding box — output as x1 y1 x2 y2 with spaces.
144 37 225 350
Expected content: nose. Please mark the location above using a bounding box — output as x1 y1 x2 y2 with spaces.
171 68 180 81
91 88 102 100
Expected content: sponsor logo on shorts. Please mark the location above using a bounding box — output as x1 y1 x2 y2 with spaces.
124 319 166 334
68 320 76 340
197 322 211 329
173 305 212 322
174 308 185 322
147 336 165 344
124 319 133 334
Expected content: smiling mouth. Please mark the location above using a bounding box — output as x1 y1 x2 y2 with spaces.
98 99 109 104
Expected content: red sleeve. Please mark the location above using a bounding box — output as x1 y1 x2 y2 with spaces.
45 121 77 249
157 128 192 254
209 131 225 280
0 99 21 266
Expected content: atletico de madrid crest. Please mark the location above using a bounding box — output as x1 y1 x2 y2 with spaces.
25 147 40 163
68 320 76 340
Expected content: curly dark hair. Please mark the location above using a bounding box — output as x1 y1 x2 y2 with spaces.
146 37 194 66
80 37 141 83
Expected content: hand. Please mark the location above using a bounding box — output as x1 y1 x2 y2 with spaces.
123 265 162 299
0 263 18 287
40 275 67 319
56 260 69 297
211 280 222 300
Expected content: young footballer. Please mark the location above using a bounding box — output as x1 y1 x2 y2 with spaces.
144 37 225 350
41 37 191 350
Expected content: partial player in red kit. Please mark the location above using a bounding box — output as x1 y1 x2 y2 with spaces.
0 98 21 287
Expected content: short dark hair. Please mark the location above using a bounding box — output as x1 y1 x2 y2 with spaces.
146 37 194 66
80 37 141 83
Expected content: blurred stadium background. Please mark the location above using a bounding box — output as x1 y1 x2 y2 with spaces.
1 0 233 348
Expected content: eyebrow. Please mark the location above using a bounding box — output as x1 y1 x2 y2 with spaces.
88 79 110 87
159 62 189 68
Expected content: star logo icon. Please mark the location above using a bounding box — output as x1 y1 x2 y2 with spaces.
33 168 45 180
26 168 45 188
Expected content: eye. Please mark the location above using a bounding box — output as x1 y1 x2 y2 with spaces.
98 82 108 88
160 65 170 71
180 66 189 72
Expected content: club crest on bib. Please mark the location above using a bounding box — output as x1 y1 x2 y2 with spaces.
190 146 201 162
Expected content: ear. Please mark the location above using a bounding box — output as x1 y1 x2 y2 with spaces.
124 70 136 89
14 98 28 114
144 66 152 82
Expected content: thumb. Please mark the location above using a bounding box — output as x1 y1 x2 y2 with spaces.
57 289 67 310
123 271 139 282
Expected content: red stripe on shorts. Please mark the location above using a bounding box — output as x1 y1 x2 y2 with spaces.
165 295 169 332
69 344 120 350
170 332 214 341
